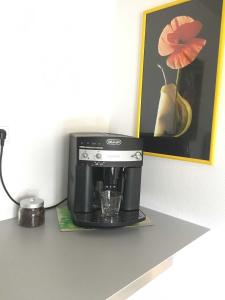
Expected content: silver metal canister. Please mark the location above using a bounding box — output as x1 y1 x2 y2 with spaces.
18 197 45 227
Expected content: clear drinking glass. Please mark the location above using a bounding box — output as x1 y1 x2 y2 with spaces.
100 190 122 217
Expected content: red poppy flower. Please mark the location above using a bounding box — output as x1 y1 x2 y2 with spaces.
158 16 206 69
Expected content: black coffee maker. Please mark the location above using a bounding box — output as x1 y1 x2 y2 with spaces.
67 133 145 228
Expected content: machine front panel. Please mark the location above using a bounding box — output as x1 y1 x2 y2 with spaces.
79 149 143 162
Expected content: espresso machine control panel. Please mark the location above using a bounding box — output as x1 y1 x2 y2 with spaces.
79 149 142 162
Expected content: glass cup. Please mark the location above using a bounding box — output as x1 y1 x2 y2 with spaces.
100 190 122 217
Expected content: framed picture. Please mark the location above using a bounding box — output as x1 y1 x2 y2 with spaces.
136 0 225 164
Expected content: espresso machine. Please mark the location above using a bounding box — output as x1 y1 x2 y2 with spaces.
67 133 145 228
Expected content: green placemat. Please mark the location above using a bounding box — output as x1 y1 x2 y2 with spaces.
56 207 152 231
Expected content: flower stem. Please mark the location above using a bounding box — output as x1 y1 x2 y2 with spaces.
157 64 167 85
175 68 181 100
176 68 181 87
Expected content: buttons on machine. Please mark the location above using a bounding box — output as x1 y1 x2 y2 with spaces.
95 153 102 159
81 152 89 159
135 152 142 160
79 149 142 162
131 151 142 160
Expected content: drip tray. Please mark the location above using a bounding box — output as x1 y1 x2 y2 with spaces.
71 210 146 228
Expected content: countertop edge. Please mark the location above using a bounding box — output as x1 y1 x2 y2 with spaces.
107 256 173 300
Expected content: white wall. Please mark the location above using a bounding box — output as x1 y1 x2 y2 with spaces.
0 0 114 220
111 0 225 229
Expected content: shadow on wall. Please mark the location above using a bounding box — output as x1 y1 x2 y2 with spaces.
62 115 110 134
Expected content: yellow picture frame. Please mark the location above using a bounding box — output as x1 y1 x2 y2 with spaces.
136 0 225 164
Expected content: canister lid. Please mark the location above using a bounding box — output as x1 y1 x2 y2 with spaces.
19 197 44 209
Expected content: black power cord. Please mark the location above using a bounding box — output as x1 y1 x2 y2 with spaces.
0 129 67 209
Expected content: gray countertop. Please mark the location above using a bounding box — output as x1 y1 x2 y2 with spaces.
0 208 208 300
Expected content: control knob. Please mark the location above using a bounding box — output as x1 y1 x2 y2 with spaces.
96 152 102 159
134 151 142 160
82 152 89 159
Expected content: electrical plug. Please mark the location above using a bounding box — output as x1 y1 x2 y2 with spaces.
0 129 7 146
